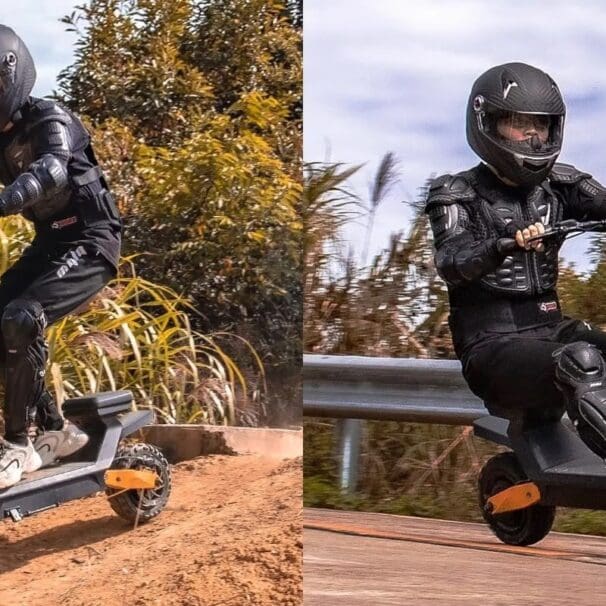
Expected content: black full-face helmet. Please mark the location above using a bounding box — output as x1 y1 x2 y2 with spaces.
466 62 566 187
0 25 36 131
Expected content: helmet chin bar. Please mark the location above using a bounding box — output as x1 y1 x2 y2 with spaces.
513 150 559 171
523 159 549 173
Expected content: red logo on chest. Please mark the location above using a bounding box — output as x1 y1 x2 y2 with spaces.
539 301 558 313
51 216 78 230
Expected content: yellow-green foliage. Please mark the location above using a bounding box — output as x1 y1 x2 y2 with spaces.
0 215 36 272
135 93 302 312
58 0 303 375
61 0 214 146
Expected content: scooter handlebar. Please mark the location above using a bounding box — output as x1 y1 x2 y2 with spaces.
526 219 606 244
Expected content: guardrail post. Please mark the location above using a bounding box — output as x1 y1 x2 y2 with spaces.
337 418 362 493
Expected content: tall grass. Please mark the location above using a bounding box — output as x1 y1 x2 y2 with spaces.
0 217 256 425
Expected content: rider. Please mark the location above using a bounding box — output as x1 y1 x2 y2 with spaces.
0 25 121 487
426 62 606 459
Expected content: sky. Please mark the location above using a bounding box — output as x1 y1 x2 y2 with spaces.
304 0 606 270
1 2 79 98
5 1 606 270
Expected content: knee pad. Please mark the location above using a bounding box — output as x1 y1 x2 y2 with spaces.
1 299 47 352
554 341 605 387
554 342 606 458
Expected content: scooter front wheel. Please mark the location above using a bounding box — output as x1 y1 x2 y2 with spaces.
106 442 172 523
479 452 555 546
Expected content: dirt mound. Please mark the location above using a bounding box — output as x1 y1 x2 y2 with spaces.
0 454 302 605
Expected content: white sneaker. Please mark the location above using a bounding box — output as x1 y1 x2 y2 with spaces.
0 438 42 489
34 422 89 468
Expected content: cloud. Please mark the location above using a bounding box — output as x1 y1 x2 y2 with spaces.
305 0 606 268
0 2 79 96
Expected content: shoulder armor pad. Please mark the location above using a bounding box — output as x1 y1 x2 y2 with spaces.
578 176 606 198
25 99 72 134
425 172 476 210
550 163 592 184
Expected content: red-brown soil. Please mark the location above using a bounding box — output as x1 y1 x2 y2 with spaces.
0 454 302 605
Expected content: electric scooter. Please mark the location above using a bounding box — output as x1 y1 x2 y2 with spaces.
0 390 171 524
474 219 606 546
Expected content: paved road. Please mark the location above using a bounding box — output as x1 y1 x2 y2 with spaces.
304 508 606 605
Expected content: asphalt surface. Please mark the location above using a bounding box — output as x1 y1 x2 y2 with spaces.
304 508 606 605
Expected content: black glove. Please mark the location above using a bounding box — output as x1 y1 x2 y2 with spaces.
498 218 527 239
493 218 526 254
496 237 518 254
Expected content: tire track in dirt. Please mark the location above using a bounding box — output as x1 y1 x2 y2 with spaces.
0 455 302 606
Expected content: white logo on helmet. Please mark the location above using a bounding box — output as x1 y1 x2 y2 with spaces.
503 81 518 99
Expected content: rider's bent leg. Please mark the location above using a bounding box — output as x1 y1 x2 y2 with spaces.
21 251 115 466
21 249 114 433
553 341 606 459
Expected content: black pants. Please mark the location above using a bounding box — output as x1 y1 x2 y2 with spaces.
462 318 606 417
0 243 114 444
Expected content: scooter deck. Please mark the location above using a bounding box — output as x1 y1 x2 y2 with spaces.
0 396 153 521
19 461 92 482
0 462 105 520
513 421 606 507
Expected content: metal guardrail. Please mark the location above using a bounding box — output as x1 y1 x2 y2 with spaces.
303 354 488 424
303 354 488 492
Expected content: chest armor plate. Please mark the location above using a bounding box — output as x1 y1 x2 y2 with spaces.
478 186 563 295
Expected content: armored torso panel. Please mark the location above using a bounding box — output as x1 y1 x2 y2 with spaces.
453 166 563 297
478 185 563 295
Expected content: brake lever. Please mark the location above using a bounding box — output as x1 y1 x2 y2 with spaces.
517 219 606 244
526 220 582 243
526 229 562 244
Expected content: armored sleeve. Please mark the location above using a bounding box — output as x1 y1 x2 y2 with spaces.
426 175 505 287
0 112 71 216
550 162 606 221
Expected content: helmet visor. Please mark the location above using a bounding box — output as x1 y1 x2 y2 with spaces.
478 109 564 171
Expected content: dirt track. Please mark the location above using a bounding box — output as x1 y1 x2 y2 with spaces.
0 454 302 605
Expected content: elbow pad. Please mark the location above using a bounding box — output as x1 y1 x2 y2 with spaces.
0 154 69 216
427 174 503 285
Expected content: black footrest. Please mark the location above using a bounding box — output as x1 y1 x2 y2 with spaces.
473 415 511 447
63 390 133 417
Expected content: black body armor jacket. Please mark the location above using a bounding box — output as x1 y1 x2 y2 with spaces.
0 96 121 268
426 162 606 358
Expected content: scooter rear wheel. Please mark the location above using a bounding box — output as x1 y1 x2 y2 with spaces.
479 452 555 546
106 442 172 523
